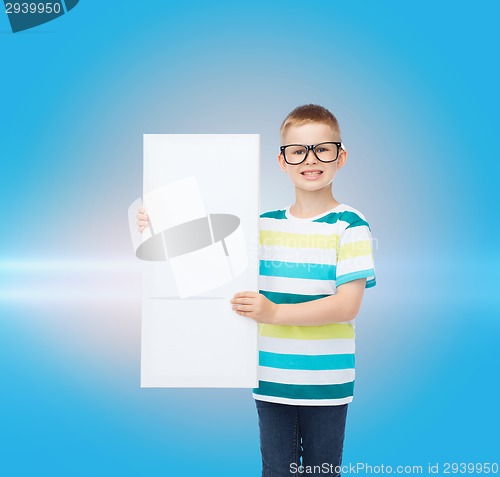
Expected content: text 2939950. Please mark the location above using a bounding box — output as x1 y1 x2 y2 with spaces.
5 3 62 14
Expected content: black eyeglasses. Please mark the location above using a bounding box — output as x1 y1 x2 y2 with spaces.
280 142 345 165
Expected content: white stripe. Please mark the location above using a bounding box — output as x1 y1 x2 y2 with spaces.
260 245 337 265
258 366 355 385
337 255 375 277
339 225 372 244
260 216 346 235
259 275 335 295
258 336 355 355
253 393 353 406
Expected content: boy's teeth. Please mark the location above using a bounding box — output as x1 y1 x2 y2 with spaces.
303 171 322 175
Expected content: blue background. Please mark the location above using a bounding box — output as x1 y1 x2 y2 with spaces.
1 1 499 476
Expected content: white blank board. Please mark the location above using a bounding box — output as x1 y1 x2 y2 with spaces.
140 134 260 387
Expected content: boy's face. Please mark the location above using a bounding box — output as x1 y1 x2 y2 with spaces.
278 122 347 193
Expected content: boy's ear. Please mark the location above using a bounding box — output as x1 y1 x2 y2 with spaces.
337 148 348 169
277 153 288 172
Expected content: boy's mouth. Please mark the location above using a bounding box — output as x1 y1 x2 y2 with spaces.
301 170 323 176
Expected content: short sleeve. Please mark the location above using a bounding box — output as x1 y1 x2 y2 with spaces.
336 214 376 289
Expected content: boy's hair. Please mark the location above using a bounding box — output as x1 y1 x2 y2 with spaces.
280 104 341 142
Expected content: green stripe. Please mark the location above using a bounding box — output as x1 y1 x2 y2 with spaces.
260 351 354 370
260 260 336 280
336 269 375 287
258 322 355 340
260 230 339 249
312 211 343 224
338 240 372 260
260 209 370 231
260 210 287 219
314 210 369 230
253 380 354 400
260 289 329 304
346 218 370 230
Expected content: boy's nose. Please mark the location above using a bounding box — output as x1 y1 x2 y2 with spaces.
304 148 318 164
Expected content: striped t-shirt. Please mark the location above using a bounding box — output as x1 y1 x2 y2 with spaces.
252 203 376 406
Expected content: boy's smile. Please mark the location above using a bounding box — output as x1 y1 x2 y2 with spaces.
278 123 347 192
300 168 324 180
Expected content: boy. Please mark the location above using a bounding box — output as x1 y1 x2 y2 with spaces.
137 104 376 476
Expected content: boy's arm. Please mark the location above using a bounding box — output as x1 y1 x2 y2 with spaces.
231 278 366 326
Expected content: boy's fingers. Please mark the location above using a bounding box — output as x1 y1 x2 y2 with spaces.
232 298 253 305
137 207 148 217
137 220 149 232
234 304 252 312
233 291 257 298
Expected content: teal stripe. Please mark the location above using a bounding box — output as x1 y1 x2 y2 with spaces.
313 211 343 224
336 269 375 287
366 277 377 288
260 209 370 230
260 351 355 370
260 260 336 280
314 210 369 230
345 219 370 230
260 210 286 219
253 380 354 400
260 289 329 304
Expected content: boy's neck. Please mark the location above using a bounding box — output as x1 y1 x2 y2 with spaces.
290 188 340 218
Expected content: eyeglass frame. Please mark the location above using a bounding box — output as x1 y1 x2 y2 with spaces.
279 141 345 165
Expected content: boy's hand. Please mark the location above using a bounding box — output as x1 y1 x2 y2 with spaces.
137 207 149 233
230 291 278 324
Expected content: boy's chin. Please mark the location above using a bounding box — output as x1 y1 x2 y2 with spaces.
292 173 336 190
295 182 332 192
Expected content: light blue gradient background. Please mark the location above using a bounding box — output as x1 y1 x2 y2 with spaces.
1 1 499 476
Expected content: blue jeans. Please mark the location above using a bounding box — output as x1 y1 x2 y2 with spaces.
255 399 348 477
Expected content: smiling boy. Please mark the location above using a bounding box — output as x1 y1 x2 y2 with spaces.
136 104 376 477
229 104 376 476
